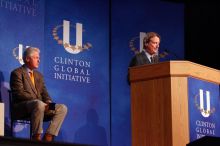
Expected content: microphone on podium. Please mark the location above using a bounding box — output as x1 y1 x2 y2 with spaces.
159 48 180 60
159 50 169 59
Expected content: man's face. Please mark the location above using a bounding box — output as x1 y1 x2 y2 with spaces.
26 51 40 70
144 36 160 55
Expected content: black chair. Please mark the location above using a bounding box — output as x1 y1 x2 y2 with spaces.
8 90 53 139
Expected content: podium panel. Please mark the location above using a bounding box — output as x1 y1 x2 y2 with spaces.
0 103 4 136
129 61 220 146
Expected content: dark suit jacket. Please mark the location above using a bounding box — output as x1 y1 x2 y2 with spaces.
127 51 159 84
10 65 51 104
129 51 150 67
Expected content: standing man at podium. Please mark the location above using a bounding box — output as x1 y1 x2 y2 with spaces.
127 32 161 83
129 31 161 67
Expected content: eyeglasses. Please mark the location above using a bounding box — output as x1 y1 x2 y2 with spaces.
149 40 160 45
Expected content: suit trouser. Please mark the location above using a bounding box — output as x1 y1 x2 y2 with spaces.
25 99 67 136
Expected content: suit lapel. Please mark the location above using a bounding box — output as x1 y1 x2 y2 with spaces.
140 51 151 64
33 71 40 95
154 55 159 63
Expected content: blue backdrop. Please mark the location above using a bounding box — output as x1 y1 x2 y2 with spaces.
0 0 45 137
111 0 184 145
44 0 110 145
0 0 184 146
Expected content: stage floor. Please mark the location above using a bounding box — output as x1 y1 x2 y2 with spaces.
0 136 93 146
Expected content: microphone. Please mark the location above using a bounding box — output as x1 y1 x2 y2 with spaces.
160 48 180 60
159 51 169 59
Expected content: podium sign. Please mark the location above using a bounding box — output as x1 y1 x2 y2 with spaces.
188 77 220 141
0 103 4 136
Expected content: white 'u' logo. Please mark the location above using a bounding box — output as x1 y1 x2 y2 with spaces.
63 20 83 54
13 44 30 65
199 89 211 117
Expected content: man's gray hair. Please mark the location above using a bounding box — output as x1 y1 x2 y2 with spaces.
22 47 40 63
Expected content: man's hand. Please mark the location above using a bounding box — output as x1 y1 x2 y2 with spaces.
45 100 52 104
45 103 49 112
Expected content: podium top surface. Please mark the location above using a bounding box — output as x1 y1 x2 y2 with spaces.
129 61 220 84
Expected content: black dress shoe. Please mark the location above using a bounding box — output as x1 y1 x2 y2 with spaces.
32 134 41 141
43 133 54 142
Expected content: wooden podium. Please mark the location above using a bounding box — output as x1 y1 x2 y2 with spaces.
129 61 220 146
0 103 4 136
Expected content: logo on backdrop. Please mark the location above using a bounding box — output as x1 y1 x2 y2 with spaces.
194 89 215 118
0 0 40 16
13 44 31 65
51 20 92 83
129 32 146 54
52 20 92 54
129 35 140 55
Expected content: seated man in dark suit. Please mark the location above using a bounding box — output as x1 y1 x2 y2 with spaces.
10 47 67 141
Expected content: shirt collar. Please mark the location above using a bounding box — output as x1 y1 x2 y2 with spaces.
24 65 33 73
143 50 153 61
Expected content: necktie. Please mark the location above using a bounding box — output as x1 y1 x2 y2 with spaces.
29 72 35 86
150 56 154 63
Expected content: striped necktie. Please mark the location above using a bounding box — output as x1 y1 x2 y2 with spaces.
29 71 35 86
150 56 154 63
